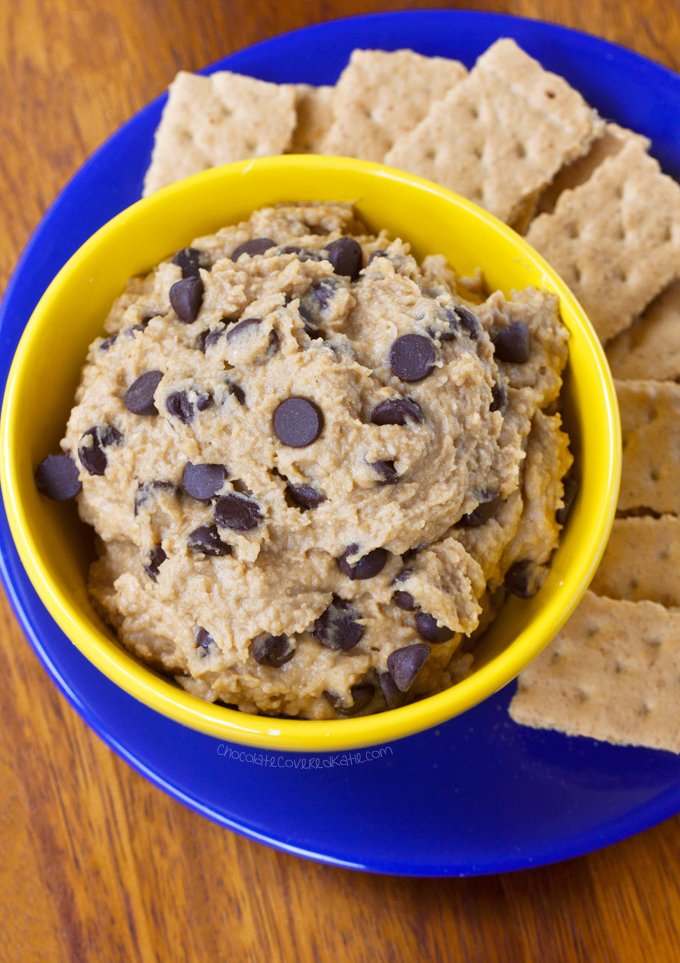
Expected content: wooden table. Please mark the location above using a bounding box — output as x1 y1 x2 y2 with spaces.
2 1 680 959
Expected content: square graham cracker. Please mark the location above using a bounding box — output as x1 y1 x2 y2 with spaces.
525 137 680 344
385 38 602 227
289 85 335 154
606 280 680 381
617 379 680 514
590 515 680 607
143 71 297 196
323 48 467 164
509 591 680 753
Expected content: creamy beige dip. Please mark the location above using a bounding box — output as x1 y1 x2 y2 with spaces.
56 203 571 718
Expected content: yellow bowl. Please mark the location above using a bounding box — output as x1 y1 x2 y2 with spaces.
0 156 620 751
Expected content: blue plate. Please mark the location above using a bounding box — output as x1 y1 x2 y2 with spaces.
2 10 680 876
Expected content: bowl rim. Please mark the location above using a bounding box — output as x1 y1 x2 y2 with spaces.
0 155 621 752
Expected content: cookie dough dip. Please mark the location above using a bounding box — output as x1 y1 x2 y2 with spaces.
38 202 572 719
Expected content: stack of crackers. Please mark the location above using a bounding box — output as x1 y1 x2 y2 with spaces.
144 39 680 753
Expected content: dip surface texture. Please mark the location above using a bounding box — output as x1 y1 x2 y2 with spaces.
61 203 571 718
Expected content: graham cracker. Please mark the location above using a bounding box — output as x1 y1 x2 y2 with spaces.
385 38 602 227
525 137 680 344
324 48 467 164
534 123 649 219
590 515 680 607
143 71 297 196
617 379 680 514
509 591 680 753
606 280 680 381
290 84 335 154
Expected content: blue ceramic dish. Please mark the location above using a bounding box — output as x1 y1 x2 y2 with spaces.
1 10 679 875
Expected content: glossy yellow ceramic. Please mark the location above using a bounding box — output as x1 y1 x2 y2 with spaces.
0 156 620 751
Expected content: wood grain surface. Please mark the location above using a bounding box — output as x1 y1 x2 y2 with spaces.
2 1 680 960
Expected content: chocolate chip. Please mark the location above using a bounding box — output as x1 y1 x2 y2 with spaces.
455 306 480 339
182 462 227 501
228 383 246 405
392 590 416 611
557 476 579 526
313 597 364 650
415 612 454 644
231 237 275 261
188 524 232 557
368 249 388 264
280 245 303 255
312 277 339 310
267 330 280 357
370 398 423 426
124 370 163 416
196 391 213 412
196 330 209 352
169 276 204 324
273 397 323 448
214 493 262 531
252 633 295 667
392 567 412 583
195 626 214 655
370 460 398 485
389 334 436 383
134 480 176 515
387 643 430 692
493 321 530 364
324 683 374 715
326 237 362 281
338 544 388 580
379 672 406 709
173 247 205 279
143 546 167 581
100 333 118 352
490 381 507 413
285 483 326 510
35 453 82 500
227 317 261 341
78 425 123 476
202 324 227 351
503 560 536 598
165 390 193 424
457 493 501 528
435 308 459 342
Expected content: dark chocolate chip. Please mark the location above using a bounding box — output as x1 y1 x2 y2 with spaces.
188 524 232 557
182 462 227 501
392 590 416 611
124 370 163 416
490 381 507 413
369 460 399 485
252 633 295 667
228 383 246 405
231 237 275 261
100 333 118 352
280 245 303 255
143 546 167 582
34 453 82 500
203 325 227 351
370 398 423 426
493 321 530 364
173 247 204 279
368 249 388 264
273 397 323 448
227 317 261 341
313 597 364 650
457 494 501 528
337 544 389 580
415 612 455 644
379 672 406 709
312 277 339 310
285 483 326 510
127 324 145 337
196 330 210 352
324 683 374 715
557 476 579 526
392 567 412 583
436 308 460 342
195 626 214 655
389 334 436 383
504 560 536 598
387 643 430 692
165 390 193 424
78 425 123 476
134 480 176 515
169 276 204 324
196 391 213 412
455 306 480 339
326 237 362 281
214 493 262 532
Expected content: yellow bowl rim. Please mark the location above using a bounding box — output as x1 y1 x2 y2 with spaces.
0 156 621 752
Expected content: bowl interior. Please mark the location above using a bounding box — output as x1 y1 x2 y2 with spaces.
0 156 620 750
